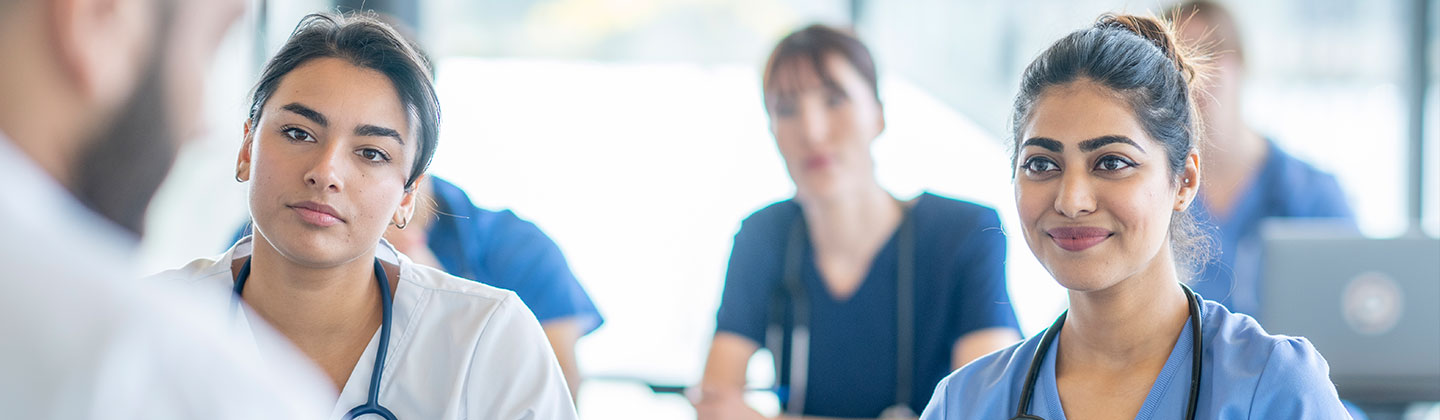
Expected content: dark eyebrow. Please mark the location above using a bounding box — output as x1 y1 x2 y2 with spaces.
280 103 327 127
355 124 404 145
1079 135 1143 153
1021 137 1063 152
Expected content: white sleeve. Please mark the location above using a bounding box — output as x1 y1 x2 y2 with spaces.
466 294 578 420
93 284 337 420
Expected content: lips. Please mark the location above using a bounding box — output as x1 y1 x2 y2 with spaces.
804 155 831 171
1046 226 1113 252
288 201 344 227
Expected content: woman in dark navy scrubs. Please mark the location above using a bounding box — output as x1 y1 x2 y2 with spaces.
694 24 1021 420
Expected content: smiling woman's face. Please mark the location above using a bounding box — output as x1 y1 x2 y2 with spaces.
237 57 421 267
1014 80 1198 292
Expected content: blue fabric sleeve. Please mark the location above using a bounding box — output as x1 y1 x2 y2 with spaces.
484 213 603 334
714 217 777 345
951 208 1019 343
1248 338 1350 419
1296 172 1355 220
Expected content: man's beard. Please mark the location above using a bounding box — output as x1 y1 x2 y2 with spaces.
71 50 179 236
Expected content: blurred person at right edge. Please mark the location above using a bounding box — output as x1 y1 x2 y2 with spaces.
1164 0 1356 317
0 0 331 417
1166 3 1365 419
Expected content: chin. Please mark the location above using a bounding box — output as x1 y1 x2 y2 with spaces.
1039 255 1124 293
259 224 361 268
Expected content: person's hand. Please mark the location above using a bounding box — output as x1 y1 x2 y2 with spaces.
692 387 770 420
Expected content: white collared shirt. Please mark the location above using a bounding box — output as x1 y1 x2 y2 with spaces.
153 236 579 420
0 130 334 418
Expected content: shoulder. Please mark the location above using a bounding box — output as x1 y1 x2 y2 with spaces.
1199 300 1347 417
737 199 800 232
924 333 1035 418
914 193 1002 231
146 254 229 284
1264 142 1352 216
404 263 522 311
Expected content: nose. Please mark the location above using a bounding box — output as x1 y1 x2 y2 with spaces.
303 141 346 193
1054 170 1097 218
797 104 829 146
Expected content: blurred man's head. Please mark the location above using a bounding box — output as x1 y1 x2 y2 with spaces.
0 0 246 235
1166 1 1245 123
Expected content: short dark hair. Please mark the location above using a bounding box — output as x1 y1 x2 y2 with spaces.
1011 14 1213 275
761 24 880 112
1164 0 1245 63
247 12 439 191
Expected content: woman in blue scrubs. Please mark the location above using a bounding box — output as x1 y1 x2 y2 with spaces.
1164 0 1356 317
920 14 1350 419
695 25 1022 419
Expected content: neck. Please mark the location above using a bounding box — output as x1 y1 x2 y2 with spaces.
796 181 902 257
1058 252 1190 373
1201 110 1268 180
240 236 383 345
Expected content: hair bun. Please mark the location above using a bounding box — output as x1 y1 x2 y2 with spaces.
1096 14 1199 86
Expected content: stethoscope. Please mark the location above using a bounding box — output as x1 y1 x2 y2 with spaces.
233 257 399 420
767 205 918 418
1013 283 1204 420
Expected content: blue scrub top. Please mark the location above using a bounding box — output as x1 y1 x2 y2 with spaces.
1189 140 1354 316
920 299 1350 420
231 176 603 334
716 193 1020 417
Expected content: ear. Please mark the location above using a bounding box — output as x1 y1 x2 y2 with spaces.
50 0 154 110
1174 149 1201 211
235 120 255 182
393 173 427 227
874 103 886 139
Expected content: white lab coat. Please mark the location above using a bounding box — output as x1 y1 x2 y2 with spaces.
0 131 334 419
153 235 580 420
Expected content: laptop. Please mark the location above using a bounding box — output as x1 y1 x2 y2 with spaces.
1261 223 1440 403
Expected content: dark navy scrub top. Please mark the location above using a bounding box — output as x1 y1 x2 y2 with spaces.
715 192 1019 417
1189 141 1355 317
233 176 602 334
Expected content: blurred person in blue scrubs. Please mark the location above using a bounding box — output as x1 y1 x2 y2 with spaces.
0 0 331 417
921 14 1350 419
234 175 603 402
1165 0 1356 316
371 176 602 401
695 24 1021 420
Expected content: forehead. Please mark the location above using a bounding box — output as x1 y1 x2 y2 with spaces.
266 57 411 131
768 52 868 95
1022 81 1154 148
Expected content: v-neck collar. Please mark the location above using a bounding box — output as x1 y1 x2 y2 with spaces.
217 236 423 417
1034 311 1199 420
800 193 926 304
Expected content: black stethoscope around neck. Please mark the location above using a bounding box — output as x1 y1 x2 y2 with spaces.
233 257 399 420
769 204 918 418
1013 283 1204 420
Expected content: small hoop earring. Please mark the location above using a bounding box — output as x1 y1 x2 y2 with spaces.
395 219 408 230
235 173 244 183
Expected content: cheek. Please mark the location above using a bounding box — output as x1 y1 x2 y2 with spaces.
1105 175 1176 245
1014 180 1052 241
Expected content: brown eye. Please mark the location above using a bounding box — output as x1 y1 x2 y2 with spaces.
282 127 313 142
1094 155 1136 172
1022 156 1060 173
356 148 390 163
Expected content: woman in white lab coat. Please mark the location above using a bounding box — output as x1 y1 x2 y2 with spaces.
150 12 576 420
